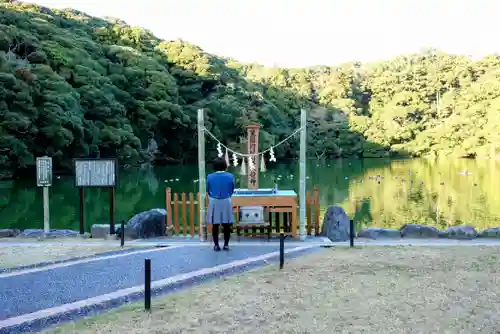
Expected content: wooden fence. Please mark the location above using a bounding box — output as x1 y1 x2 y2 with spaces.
165 187 320 238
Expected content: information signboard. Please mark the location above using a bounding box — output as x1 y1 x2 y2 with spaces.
36 156 52 187
74 158 117 188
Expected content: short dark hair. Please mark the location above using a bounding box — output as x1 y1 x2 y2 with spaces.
213 157 228 172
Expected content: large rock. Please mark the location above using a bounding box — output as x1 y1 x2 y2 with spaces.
358 228 401 239
0 228 21 238
117 209 167 239
320 206 350 242
444 225 478 239
478 227 500 238
17 229 80 238
400 224 440 238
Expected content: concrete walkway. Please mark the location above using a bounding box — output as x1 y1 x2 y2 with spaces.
0 243 315 333
0 244 305 320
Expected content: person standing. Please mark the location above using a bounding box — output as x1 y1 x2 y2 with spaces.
207 157 235 251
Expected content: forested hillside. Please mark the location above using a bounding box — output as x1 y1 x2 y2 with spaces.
1 1 500 178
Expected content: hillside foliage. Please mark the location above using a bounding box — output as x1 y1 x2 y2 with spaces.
1 1 500 177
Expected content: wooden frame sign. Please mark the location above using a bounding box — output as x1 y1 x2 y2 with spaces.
73 158 118 235
36 156 52 187
36 156 52 234
74 158 117 188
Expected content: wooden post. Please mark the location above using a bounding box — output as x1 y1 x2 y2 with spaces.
197 109 207 241
173 192 179 234
205 193 212 235
313 186 320 235
189 192 195 236
247 123 260 189
197 192 201 238
306 191 312 235
165 188 172 230
165 188 172 233
43 186 50 234
181 192 187 236
36 156 52 236
299 108 307 240
109 187 115 234
79 188 85 234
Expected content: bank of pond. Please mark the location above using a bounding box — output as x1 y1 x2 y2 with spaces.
0 158 499 232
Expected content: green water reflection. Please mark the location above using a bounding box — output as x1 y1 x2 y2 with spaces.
0 158 499 231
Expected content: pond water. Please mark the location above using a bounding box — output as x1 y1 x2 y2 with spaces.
0 158 499 232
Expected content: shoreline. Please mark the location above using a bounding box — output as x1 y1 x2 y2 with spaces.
4 155 500 182
3 223 500 241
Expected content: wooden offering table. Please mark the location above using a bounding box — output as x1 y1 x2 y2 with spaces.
232 188 298 238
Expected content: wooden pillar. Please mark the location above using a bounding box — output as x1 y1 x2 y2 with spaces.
247 123 260 189
299 109 307 240
197 108 207 242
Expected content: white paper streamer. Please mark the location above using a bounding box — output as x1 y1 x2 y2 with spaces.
260 156 266 172
240 158 247 175
217 143 223 158
224 148 230 167
269 147 276 162
232 152 239 167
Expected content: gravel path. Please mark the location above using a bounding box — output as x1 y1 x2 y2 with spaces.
0 244 298 321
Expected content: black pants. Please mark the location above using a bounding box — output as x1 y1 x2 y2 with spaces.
212 224 232 247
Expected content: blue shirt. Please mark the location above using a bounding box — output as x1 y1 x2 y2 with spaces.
207 171 235 199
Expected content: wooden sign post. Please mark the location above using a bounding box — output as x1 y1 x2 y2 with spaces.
247 123 260 189
299 109 307 241
36 156 52 235
197 109 207 242
74 158 118 235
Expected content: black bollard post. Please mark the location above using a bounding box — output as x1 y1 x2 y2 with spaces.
279 231 285 269
145 259 151 311
349 219 354 248
120 220 125 248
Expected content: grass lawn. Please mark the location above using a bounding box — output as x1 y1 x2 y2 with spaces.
47 246 500 333
0 240 143 268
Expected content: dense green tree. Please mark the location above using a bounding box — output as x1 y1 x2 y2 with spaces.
0 1 499 179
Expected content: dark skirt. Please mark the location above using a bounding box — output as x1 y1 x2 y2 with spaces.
207 197 234 225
